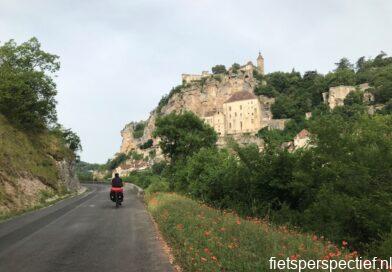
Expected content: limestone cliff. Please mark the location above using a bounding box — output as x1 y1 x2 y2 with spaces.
121 71 255 147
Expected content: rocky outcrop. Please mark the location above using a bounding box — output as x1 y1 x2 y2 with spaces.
322 83 375 109
120 72 259 156
56 159 80 191
120 123 139 154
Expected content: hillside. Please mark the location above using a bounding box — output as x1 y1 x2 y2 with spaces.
109 52 391 177
0 114 80 216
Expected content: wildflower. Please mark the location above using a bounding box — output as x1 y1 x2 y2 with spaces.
211 256 218 261
228 243 236 249
312 235 318 241
201 257 207 262
176 224 184 230
342 240 348 247
236 219 241 225
204 231 211 237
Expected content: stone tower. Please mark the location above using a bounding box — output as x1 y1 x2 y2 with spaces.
257 52 264 74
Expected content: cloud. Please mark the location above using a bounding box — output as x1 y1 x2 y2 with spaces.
0 0 391 163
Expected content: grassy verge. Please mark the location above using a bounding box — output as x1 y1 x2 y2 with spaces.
147 193 360 272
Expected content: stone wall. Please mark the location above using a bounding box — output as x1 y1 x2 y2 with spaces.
181 71 210 84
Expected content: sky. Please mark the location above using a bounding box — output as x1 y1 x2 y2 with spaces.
0 0 391 163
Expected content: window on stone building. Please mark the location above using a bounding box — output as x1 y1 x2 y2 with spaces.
251 119 254 124
240 105 242 110
229 106 231 111
235 112 237 117
229 123 232 128
240 122 243 129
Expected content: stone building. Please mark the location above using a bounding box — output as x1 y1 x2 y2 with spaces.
257 52 264 74
223 91 262 135
182 53 265 84
181 71 210 84
201 90 286 136
203 110 226 135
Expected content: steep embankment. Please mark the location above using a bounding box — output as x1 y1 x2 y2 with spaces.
0 114 80 216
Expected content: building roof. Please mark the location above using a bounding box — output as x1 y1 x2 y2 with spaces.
225 91 257 103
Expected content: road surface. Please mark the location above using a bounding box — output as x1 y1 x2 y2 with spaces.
0 184 173 272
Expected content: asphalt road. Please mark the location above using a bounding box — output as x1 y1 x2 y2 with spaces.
0 184 173 272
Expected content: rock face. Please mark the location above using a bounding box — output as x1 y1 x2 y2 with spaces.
322 83 374 109
120 71 259 155
56 159 80 191
120 123 138 154
0 158 79 215
116 54 287 171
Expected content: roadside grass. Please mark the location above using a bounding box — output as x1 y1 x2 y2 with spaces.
147 193 362 272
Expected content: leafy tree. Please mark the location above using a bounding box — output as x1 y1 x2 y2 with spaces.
343 91 363 106
266 71 301 93
128 150 144 160
107 153 127 170
377 99 392 115
140 139 153 149
299 114 392 249
231 63 241 73
211 64 227 74
153 111 217 161
51 124 82 153
0 38 60 130
335 57 354 71
254 85 277 97
371 65 392 103
133 122 146 138
356 56 366 71
325 69 356 87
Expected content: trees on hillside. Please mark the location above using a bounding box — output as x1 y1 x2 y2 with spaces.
153 111 217 161
212 65 227 74
51 125 82 153
0 38 60 130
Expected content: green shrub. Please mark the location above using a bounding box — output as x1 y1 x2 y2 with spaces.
211 64 226 74
133 122 146 138
139 139 153 149
128 151 143 160
231 63 240 73
107 153 127 170
151 161 166 174
146 179 169 194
